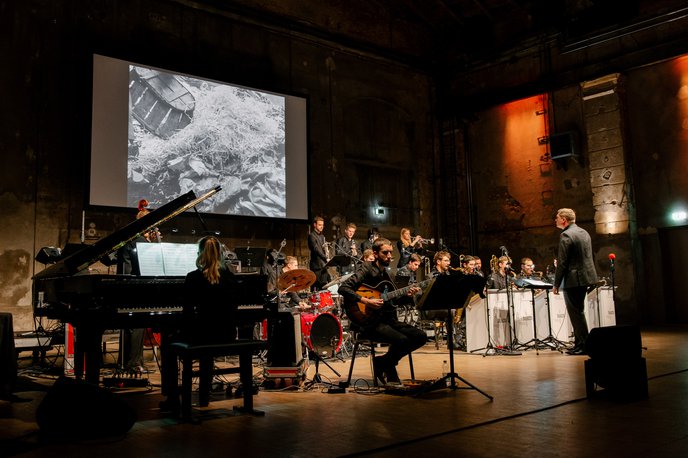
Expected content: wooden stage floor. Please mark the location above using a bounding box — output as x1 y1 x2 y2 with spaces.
2 325 688 457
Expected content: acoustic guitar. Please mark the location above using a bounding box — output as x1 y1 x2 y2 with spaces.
352 278 433 325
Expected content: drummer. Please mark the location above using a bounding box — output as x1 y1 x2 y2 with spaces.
280 256 313 312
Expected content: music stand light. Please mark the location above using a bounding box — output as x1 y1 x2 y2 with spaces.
35 247 62 265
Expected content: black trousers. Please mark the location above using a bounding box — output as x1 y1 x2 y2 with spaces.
563 286 590 348
358 320 427 366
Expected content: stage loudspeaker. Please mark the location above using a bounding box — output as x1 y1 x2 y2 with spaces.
0 313 17 398
36 376 137 438
584 325 648 400
267 312 302 367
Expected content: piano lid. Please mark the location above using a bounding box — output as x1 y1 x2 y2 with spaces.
34 186 221 279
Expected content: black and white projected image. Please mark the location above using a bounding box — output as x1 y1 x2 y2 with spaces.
127 65 287 217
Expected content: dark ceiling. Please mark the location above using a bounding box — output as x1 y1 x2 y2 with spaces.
184 0 688 70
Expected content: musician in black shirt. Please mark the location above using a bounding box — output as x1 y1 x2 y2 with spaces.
183 236 238 344
339 238 426 385
336 222 359 275
307 216 330 290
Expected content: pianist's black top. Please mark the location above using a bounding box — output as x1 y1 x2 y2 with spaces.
183 268 238 345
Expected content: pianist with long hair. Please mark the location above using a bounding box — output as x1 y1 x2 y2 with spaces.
161 235 238 413
183 235 238 344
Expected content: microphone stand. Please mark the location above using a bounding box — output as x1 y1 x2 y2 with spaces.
334 241 361 274
609 259 616 308
500 247 521 352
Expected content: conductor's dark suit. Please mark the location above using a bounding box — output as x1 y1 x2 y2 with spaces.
554 223 597 349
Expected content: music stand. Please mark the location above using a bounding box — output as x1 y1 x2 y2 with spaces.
234 247 267 273
416 274 493 400
513 279 561 354
324 255 351 269
470 290 520 357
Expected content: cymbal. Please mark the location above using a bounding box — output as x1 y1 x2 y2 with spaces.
323 272 354 289
278 268 316 291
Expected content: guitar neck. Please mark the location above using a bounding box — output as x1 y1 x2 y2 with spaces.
381 278 432 302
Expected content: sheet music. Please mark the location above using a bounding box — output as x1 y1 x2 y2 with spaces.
520 278 553 288
136 242 198 276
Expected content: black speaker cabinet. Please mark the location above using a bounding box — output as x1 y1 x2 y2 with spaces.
267 312 302 367
584 325 648 399
36 376 137 438
0 313 17 398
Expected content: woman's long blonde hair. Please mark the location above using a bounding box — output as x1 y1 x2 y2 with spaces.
400 227 411 247
196 236 224 285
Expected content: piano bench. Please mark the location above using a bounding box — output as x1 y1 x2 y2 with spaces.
170 339 268 421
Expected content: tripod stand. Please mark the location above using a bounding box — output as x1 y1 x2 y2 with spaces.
305 347 341 386
506 275 525 351
514 281 561 354
417 274 493 400
470 290 520 356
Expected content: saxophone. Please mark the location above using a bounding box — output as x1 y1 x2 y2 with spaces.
324 239 331 261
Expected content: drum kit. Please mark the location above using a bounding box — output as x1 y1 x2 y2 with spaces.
276 269 352 357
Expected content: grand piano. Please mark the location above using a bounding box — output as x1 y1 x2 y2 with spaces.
33 188 271 386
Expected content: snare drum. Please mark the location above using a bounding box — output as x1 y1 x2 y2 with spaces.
309 290 334 312
300 312 343 356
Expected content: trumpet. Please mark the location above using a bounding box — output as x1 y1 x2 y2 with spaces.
418 237 434 244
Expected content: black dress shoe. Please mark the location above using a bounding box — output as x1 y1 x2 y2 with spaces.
373 356 387 385
566 347 586 355
385 364 401 384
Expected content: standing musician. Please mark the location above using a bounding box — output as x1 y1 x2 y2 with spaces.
308 216 330 290
396 228 424 269
359 227 380 254
116 199 157 373
553 208 597 355
338 238 427 384
336 222 359 275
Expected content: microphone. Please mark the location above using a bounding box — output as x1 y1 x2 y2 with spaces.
609 253 616 269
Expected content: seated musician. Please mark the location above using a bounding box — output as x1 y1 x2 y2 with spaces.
453 255 478 351
338 238 426 385
361 249 375 262
518 257 542 280
162 236 239 412
395 253 422 284
280 256 311 312
183 236 239 345
487 255 510 290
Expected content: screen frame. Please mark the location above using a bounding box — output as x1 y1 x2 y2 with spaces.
87 52 312 223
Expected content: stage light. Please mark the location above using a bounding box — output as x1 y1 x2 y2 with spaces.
670 209 687 223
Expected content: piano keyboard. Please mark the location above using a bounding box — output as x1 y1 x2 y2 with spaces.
116 304 265 314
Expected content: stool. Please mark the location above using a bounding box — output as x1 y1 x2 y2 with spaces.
345 332 415 387
170 339 267 421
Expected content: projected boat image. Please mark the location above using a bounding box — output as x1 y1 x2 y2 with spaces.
129 67 196 139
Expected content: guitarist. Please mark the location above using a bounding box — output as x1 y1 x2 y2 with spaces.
339 238 427 385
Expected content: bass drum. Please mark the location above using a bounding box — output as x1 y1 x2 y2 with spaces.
300 312 342 356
